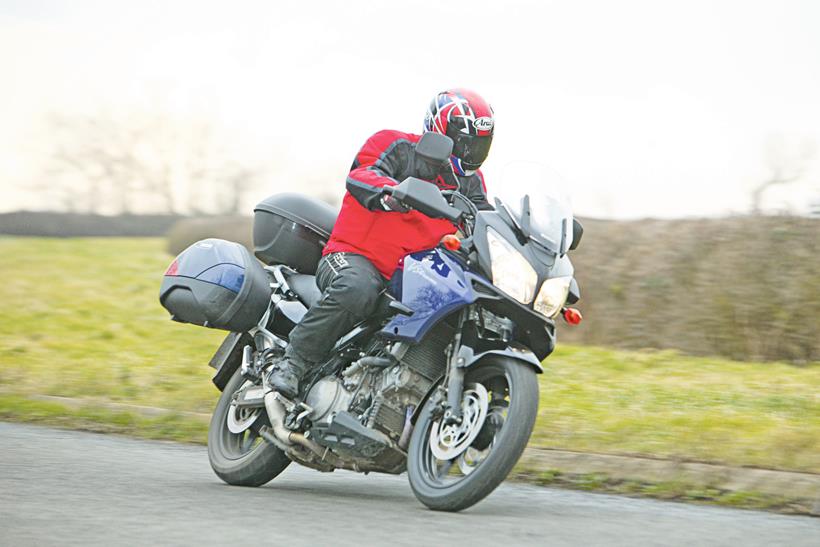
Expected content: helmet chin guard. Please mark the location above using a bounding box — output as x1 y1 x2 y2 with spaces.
450 156 476 177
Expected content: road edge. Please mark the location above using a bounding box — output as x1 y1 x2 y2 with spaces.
2 392 818 515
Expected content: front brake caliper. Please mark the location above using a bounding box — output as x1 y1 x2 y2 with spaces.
429 386 448 421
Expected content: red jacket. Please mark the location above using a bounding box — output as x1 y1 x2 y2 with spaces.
324 130 490 278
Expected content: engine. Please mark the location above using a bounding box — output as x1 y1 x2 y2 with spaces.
305 328 451 444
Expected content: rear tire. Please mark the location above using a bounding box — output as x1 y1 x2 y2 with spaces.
208 368 290 486
407 357 539 511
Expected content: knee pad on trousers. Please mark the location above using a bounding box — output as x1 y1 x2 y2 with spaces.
329 269 383 321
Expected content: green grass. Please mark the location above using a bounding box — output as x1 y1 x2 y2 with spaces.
0 237 224 415
1 237 818 474
0 394 208 444
533 346 820 472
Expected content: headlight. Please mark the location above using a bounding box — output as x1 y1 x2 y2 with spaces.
534 276 572 318
486 227 537 304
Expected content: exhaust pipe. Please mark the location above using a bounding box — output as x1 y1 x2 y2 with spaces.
263 391 331 460
263 391 294 445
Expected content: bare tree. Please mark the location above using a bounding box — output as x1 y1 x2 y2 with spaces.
751 134 816 214
46 113 142 214
44 109 263 215
218 165 260 215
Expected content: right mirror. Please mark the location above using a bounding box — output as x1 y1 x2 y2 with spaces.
391 177 461 223
570 218 583 251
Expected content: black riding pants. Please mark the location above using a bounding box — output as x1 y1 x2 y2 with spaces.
287 252 385 364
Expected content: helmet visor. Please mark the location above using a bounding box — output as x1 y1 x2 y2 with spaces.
446 127 493 170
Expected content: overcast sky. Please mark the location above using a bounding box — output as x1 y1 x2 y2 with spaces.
1 0 819 218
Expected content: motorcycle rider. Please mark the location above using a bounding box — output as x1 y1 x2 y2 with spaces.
267 89 496 398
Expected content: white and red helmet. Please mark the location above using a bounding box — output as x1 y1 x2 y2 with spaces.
424 88 494 175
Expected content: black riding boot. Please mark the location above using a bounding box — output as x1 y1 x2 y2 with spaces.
266 348 313 399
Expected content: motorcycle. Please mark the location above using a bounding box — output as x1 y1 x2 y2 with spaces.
159 132 583 512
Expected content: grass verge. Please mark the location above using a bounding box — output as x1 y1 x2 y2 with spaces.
533 345 820 472
509 468 811 515
0 394 208 444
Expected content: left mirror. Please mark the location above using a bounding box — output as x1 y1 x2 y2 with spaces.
415 132 453 165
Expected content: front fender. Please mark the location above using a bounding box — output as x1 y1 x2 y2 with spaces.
458 343 544 374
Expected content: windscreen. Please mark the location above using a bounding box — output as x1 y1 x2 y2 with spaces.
491 161 574 256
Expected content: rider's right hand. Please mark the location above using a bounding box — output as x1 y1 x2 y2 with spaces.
380 195 411 213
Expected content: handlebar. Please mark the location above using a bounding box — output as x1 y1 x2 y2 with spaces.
440 189 479 217
384 178 463 224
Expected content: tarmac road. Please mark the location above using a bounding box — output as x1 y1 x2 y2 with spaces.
0 423 816 546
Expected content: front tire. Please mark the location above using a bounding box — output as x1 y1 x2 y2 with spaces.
407 357 539 511
208 368 291 486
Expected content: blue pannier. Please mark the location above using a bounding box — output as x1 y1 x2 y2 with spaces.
159 239 271 332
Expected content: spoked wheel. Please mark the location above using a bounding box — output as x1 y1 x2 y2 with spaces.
208 368 290 487
407 357 539 512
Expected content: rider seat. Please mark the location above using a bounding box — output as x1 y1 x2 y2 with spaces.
287 273 322 308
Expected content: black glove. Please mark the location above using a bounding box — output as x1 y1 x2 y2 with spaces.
380 195 411 213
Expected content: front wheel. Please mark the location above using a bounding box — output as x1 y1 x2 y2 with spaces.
208 368 291 486
407 356 539 512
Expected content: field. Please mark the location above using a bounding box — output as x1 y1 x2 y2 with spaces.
0 237 818 473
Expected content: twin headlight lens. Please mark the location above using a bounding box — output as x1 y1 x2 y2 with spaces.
534 276 572 318
486 227 537 304
486 227 571 317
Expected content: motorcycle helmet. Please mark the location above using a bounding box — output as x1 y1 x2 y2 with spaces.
424 88 494 176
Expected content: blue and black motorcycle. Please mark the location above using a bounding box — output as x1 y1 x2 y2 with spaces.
159 133 583 512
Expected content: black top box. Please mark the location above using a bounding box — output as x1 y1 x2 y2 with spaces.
253 193 337 274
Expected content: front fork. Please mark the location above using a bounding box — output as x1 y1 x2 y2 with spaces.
442 309 471 426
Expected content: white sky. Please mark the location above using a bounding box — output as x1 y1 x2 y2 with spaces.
1 0 819 218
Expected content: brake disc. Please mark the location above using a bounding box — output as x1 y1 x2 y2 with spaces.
226 382 262 434
456 405 504 474
428 383 489 461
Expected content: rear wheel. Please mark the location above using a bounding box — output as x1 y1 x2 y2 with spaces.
208 368 290 486
407 357 539 511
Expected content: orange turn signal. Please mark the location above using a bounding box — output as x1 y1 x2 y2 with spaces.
563 307 583 325
441 234 461 251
